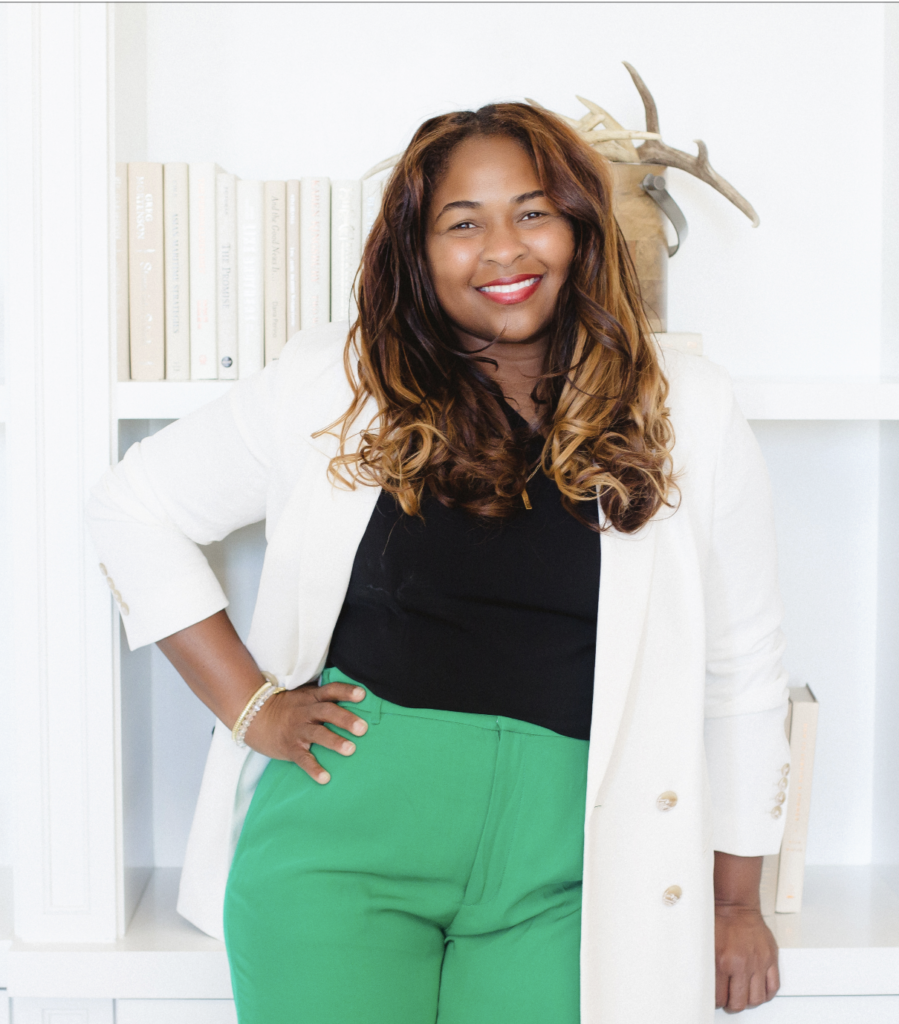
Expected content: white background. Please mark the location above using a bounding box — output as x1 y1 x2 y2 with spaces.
2 1 897 876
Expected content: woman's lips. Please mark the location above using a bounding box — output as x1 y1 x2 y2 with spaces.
475 274 543 305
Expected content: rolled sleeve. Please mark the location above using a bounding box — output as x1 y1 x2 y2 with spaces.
86 359 281 650
703 380 791 855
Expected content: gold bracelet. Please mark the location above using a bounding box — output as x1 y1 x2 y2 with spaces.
232 671 286 748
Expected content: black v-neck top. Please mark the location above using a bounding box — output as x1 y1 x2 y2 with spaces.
326 404 600 740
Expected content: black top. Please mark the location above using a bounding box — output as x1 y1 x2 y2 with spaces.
326 403 600 740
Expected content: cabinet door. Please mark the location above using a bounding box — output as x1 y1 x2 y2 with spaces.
716 995 899 1023
115 1000 237 1024
11 1000 114 1024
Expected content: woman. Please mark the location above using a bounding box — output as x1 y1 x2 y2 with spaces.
87 103 790 1023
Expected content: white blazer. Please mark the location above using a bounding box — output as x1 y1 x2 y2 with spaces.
87 322 790 1024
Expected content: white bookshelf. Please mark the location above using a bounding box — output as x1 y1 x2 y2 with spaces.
2 866 897 1000
4 4 899 1023
116 377 899 423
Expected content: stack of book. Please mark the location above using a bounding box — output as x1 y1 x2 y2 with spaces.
118 162 389 381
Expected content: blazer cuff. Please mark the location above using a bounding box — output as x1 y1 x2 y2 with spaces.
705 704 791 856
116 571 229 652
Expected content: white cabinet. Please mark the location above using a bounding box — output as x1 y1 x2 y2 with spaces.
2 3 899 1021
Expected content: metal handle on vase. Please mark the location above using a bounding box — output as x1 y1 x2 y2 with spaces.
640 174 688 258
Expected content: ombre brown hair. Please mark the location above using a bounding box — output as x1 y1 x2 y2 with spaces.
324 101 677 533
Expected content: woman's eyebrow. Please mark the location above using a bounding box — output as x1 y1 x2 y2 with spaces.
435 190 546 221
512 189 545 203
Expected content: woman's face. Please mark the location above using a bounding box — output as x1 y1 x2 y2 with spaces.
425 135 575 354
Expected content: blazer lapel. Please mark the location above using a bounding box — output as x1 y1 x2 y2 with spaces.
586 514 658 813
247 397 381 685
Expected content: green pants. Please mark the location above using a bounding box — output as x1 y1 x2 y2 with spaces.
224 668 589 1023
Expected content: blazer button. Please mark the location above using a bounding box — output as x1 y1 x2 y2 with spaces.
113 589 123 603
657 791 678 812
663 885 682 906
120 603 130 616
771 806 782 819
99 563 107 576
106 577 116 591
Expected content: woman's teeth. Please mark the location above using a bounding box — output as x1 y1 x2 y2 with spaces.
477 276 541 295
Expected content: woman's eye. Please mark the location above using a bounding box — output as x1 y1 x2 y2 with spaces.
522 211 546 221
451 221 476 231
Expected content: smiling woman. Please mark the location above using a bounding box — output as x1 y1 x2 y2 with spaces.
330 104 678 535
87 100 790 1024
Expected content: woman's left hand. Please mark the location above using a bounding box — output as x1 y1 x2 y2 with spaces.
714 903 780 1013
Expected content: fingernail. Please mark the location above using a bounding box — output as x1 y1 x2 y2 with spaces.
353 720 367 735
317 771 330 784
342 741 355 755
352 687 365 700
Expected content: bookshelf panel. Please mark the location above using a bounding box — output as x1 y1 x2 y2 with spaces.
115 378 899 423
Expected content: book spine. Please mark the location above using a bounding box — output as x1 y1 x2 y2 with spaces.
286 180 301 337
775 688 819 913
362 175 386 240
300 177 331 328
263 181 287 364
115 163 130 381
163 163 190 381
331 179 362 324
237 180 265 377
127 162 165 381
759 854 779 917
216 172 238 379
189 162 218 379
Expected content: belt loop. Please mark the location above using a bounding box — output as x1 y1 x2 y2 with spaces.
368 691 382 725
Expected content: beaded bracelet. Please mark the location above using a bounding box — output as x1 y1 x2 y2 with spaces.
232 671 286 748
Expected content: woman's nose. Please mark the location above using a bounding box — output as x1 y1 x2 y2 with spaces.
482 222 528 268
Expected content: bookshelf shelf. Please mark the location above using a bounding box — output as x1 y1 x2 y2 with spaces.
3 866 897 1000
733 377 899 421
116 381 234 421
116 376 899 423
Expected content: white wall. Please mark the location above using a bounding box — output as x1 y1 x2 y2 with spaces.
0 427 9 867
0 1 9 868
143 1 886 379
753 422 880 865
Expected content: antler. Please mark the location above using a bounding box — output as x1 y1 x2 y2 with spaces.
622 62 759 227
362 153 403 180
527 95 659 163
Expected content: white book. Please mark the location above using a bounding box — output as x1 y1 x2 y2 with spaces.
286 180 301 337
331 179 362 324
114 163 130 381
236 180 265 377
774 685 819 913
263 181 287 364
300 177 331 328
216 171 238 380
188 162 220 380
127 162 165 381
163 163 190 381
362 174 387 240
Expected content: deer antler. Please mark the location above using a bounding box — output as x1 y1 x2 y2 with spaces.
362 153 403 181
527 95 659 163
622 62 759 227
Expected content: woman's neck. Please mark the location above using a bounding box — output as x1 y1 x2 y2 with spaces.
458 330 549 430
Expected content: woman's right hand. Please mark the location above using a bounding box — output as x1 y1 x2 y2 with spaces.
244 680 369 783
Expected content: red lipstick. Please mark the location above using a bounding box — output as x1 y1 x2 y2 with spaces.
475 273 543 305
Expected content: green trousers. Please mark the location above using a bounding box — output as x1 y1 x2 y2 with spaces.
224 668 589 1024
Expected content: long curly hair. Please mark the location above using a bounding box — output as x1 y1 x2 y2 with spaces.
321 101 677 533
